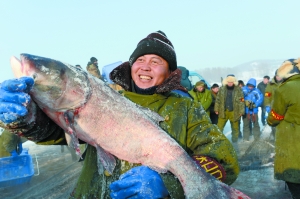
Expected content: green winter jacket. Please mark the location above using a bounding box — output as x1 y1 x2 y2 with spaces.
214 86 245 121
264 77 281 107
188 88 212 115
267 74 300 183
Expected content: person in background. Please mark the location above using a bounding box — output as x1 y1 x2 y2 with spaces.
86 57 102 79
178 66 192 91
267 58 300 199
200 79 208 89
209 83 219 124
189 80 212 116
0 130 23 157
257 75 270 126
238 80 245 88
214 75 245 143
0 30 240 198
264 71 283 141
75 64 82 68
242 78 263 141
237 80 245 138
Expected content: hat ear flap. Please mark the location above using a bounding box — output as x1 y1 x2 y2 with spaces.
277 60 300 79
295 58 300 70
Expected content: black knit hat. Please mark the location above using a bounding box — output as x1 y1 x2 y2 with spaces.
211 83 219 89
90 57 98 62
129 30 177 71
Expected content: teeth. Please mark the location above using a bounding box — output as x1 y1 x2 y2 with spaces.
140 75 151 80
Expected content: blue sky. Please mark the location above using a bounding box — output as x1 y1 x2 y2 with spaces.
1 0 299 82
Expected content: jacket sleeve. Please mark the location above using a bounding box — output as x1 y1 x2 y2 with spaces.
201 90 212 111
214 90 221 112
237 87 245 116
264 84 272 107
267 89 286 126
254 89 264 107
187 100 240 185
242 86 248 96
0 101 67 145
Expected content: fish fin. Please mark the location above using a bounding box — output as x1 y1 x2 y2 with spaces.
147 165 168 174
96 154 104 174
139 106 165 124
96 145 116 175
78 144 88 162
64 133 73 147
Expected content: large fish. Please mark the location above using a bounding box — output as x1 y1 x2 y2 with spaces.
10 54 250 199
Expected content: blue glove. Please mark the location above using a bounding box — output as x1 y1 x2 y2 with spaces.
109 166 169 199
0 77 34 123
266 106 271 113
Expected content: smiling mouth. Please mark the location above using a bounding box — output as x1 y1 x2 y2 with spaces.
139 75 152 80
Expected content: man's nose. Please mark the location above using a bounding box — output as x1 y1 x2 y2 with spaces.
140 62 151 70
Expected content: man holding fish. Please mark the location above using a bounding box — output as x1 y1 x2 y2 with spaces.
0 31 248 198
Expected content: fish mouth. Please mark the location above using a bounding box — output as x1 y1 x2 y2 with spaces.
10 54 40 79
10 55 26 78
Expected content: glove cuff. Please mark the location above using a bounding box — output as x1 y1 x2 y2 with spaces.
192 155 226 182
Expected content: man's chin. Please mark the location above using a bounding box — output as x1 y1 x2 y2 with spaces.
135 81 154 89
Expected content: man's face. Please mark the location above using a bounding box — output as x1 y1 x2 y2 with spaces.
131 54 170 89
212 87 219 93
263 78 269 84
227 82 234 87
248 85 254 90
196 86 204 92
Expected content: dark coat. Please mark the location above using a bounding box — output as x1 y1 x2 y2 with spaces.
257 81 267 106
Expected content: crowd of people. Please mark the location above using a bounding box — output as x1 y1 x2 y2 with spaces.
187 60 300 198
0 30 299 198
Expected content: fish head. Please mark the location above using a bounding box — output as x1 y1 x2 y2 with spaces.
10 53 91 111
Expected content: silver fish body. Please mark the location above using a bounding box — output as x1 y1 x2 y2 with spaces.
10 54 250 199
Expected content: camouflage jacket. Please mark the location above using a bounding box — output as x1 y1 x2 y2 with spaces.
267 74 300 183
214 86 245 121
